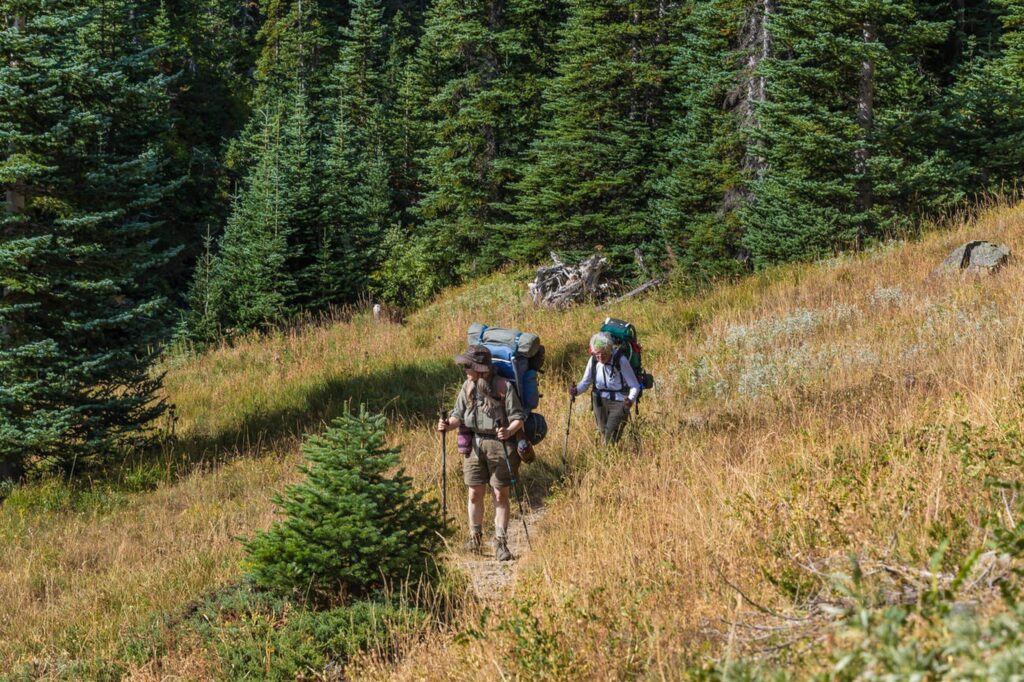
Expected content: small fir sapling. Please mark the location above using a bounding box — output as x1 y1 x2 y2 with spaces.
245 407 447 601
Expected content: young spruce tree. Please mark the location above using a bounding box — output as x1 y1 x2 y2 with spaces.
0 2 177 475
245 408 446 601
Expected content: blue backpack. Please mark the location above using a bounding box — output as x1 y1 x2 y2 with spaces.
466 323 547 444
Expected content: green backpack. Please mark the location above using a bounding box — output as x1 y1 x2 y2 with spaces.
594 317 655 394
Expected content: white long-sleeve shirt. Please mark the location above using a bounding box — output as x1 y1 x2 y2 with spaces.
575 354 641 402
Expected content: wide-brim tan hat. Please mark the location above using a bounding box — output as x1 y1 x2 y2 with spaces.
455 344 492 373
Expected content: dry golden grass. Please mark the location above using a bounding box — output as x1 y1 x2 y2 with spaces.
368 203 1024 679
2 202 1023 678
0 451 298 673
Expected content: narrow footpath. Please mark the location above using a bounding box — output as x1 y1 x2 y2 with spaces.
454 494 546 601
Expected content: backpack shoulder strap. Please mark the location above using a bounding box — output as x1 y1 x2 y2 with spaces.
465 376 508 400
491 375 508 400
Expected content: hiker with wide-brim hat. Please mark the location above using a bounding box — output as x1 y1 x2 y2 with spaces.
569 332 642 444
438 344 525 561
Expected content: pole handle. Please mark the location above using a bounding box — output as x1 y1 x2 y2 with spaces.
438 409 447 528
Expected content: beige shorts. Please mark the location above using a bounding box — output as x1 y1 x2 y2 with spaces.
463 436 519 488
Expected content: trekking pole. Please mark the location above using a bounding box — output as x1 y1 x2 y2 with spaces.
438 410 447 529
561 393 575 472
499 418 532 549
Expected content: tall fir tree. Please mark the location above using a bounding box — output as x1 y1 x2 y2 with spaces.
513 0 676 274
656 0 766 284
318 0 394 307
937 0 1024 193
0 2 177 475
197 104 301 336
742 0 952 266
226 0 338 179
384 10 424 227
148 0 259 294
395 0 564 299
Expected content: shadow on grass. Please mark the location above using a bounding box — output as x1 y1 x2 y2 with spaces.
546 340 589 383
165 359 466 467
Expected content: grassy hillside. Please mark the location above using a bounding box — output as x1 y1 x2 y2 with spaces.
3 203 1024 679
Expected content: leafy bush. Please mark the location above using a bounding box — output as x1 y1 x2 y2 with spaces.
179 586 427 681
244 407 446 600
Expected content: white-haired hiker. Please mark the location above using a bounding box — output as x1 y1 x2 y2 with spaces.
569 332 642 444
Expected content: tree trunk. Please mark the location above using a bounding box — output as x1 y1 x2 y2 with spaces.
855 19 876 241
952 0 965 63
740 0 773 180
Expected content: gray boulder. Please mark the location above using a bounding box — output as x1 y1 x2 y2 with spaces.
937 240 1010 274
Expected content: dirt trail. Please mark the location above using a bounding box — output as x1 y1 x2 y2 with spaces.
454 492 546 601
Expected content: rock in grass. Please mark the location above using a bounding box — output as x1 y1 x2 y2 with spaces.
937 241 1011 275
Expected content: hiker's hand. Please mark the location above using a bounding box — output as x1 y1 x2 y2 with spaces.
623 398 633 409
496 426 510 440
568 384 578 397
437 418 449 432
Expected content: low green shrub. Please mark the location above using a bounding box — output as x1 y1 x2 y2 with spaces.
182 585 427 681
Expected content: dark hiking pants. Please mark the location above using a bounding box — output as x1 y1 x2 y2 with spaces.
592 394 629 444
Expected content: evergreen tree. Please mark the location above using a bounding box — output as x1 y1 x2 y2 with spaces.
937 0 1024 193
202 106 299 335
513 0 675 273
177 228 221 347
318 0 394 306
245 408 446 601
385 10 425 227
149 0 258 294
277 83 323 311
917 0 1004 82
742 0 952 266
226 0 338 179
656 0 762 284
0 2 177 474
400 0 564 297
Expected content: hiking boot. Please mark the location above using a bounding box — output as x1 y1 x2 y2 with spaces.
495 536 513 562
464 531 482 554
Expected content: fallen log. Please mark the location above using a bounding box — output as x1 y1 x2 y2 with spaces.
598 278 664 309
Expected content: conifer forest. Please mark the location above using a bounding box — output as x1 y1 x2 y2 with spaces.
3 0 1024 471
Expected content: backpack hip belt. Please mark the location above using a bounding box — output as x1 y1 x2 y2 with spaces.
596 389 627 402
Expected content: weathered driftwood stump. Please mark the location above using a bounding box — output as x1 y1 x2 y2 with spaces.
528 253 614 309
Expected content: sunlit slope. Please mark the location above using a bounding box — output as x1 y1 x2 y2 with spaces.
3 203 1023 678
374 205 1024 680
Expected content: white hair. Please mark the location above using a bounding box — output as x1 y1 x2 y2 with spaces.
590 332 613 352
